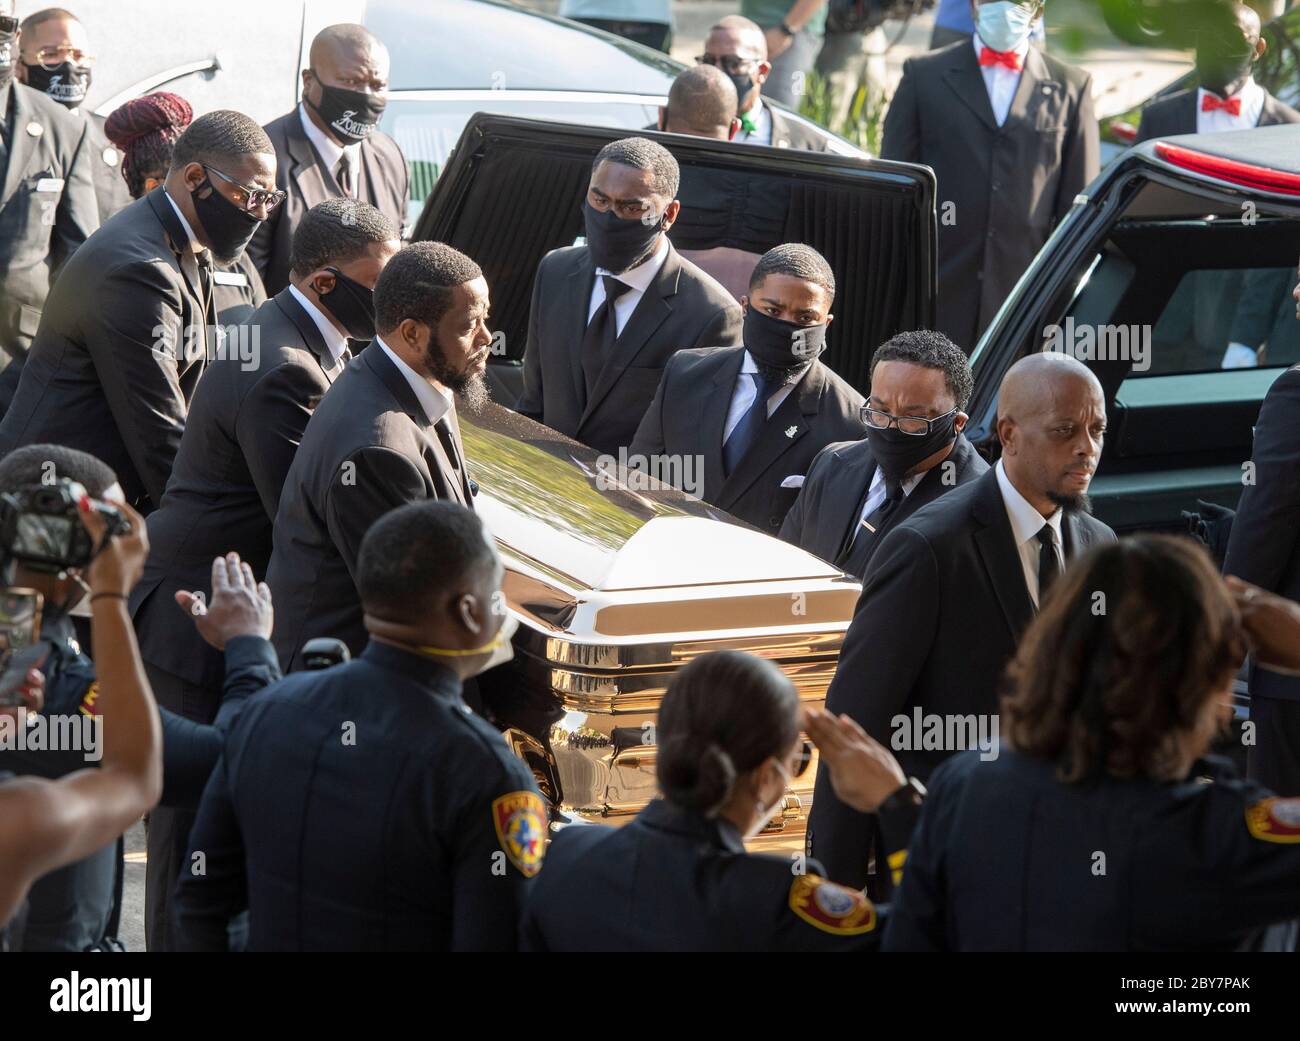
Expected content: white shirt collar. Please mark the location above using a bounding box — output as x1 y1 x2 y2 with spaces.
288 284 350 365
595 228 670 288
374 334 452 426
972 33 1031 62
298 101 362 174
996 458 1061 546
163 190 204 254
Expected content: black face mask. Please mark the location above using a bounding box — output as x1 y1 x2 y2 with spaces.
190 176 262 264
727 71 755 111
582 199 665 274
867 409 959 487
1196 46 1255 98
0 33 16 90
24 61 90 108
317 267 376 340
306 77 386 144
743 306 827 375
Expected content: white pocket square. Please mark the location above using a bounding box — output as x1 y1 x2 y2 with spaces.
780 475 804 489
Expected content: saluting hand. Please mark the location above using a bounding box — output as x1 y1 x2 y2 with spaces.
805 707 907 813
175 552 274 651
1227 575 1300 675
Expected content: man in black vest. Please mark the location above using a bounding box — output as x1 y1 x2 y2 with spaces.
781 330 988 578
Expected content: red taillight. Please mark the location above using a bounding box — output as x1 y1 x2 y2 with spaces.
1154 141 1300 196
1110 121 1137 144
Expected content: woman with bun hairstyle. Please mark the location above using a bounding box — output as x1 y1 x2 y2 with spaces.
104 93 266 323
521 649 926 951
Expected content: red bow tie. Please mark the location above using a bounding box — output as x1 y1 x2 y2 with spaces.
1201 93 1242 115
979 46 1023 72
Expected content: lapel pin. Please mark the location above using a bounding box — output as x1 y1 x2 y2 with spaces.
103 147 119 167
25 121 43 138
784 425 798 438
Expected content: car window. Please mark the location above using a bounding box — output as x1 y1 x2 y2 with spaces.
1259 8 1300 109
380 98 662 228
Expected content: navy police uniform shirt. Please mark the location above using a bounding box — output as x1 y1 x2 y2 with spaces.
885 749 1300 951
521 798 885 951
174 639 546 952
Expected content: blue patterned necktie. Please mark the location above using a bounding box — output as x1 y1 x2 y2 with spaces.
723 372 778 476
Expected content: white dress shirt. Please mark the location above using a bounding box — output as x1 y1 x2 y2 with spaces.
288 284 350 369
723 350 800 440
374 335 452 426
587 232 670 338
734 98 773 146
299 102 363 194
996 458 1063 608
163 190 204 254
973 35 1030 127
1196 77 1265 135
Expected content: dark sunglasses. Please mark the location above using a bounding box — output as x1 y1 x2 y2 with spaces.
0 15 17 34
203 164 286 213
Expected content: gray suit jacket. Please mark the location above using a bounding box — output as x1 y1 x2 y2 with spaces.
630 347 865 534
85 112 131 223
0 188 208 508
1135 87 1300 143
0 81 99 360
807 466 1116 886
130 288 347 700
881 41 1098 353
267 343 473 670
769 107 833 152
779 433 988 576
247 108 409 295
517 240 742 456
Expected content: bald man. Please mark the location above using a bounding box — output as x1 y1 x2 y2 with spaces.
701 15 831 151
248 22 408 294
808 352 1115 889
656 64 739 140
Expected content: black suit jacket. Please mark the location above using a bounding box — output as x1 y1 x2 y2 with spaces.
1135 87 1300 143
629 347 865 534
0 81 99 360
517 241 742 457
267 343 473 670
881 42 1098 352
0 188 210 508
768 107 833 152
779 433 988 576
130 289 348 702
808 466 1115 887
84 112 131 223
247 108 409 295
1224 366 1300 704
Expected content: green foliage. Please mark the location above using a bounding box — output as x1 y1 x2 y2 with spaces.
797 69 888 155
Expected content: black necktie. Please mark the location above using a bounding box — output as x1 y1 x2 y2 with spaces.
336 152 353 197
838 479 905 577
723 372 779 476
434 417 468 503
1036 524 1061 602
581 275 631 394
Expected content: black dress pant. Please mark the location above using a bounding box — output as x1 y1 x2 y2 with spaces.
1248 695 1300 797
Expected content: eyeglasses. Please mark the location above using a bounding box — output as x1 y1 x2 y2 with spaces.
204 165 286 213
0 16 17 34
860 405 958 436
29 45 96 70
697 54 757 76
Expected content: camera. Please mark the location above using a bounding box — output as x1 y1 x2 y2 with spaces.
0 479 131 572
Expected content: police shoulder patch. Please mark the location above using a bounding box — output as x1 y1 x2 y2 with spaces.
78 681 100 717
492 790 546 877
1246 797 1300 843
788 874 877 935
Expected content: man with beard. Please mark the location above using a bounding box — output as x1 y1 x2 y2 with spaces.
807 352 1115 889
16 8 131 221
0 0 97 373
248 23 408 295
128 199 397 950
517 136 740 457
0 109 277 512
267 241 488 670
628 244 864 535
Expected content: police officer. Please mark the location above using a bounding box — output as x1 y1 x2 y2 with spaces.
0 443 280 950
521 650 925 951
886 535 1300 951
174 501 543 952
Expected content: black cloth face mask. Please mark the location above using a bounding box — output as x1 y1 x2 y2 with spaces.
306 79 386 144
582 199 665 274
317 267 376 340
190 176 262 264
24 61 90 107
867 408 959 488
743 306 827 373
728 71 755 111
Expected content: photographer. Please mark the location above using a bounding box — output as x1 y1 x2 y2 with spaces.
0 445 279 951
